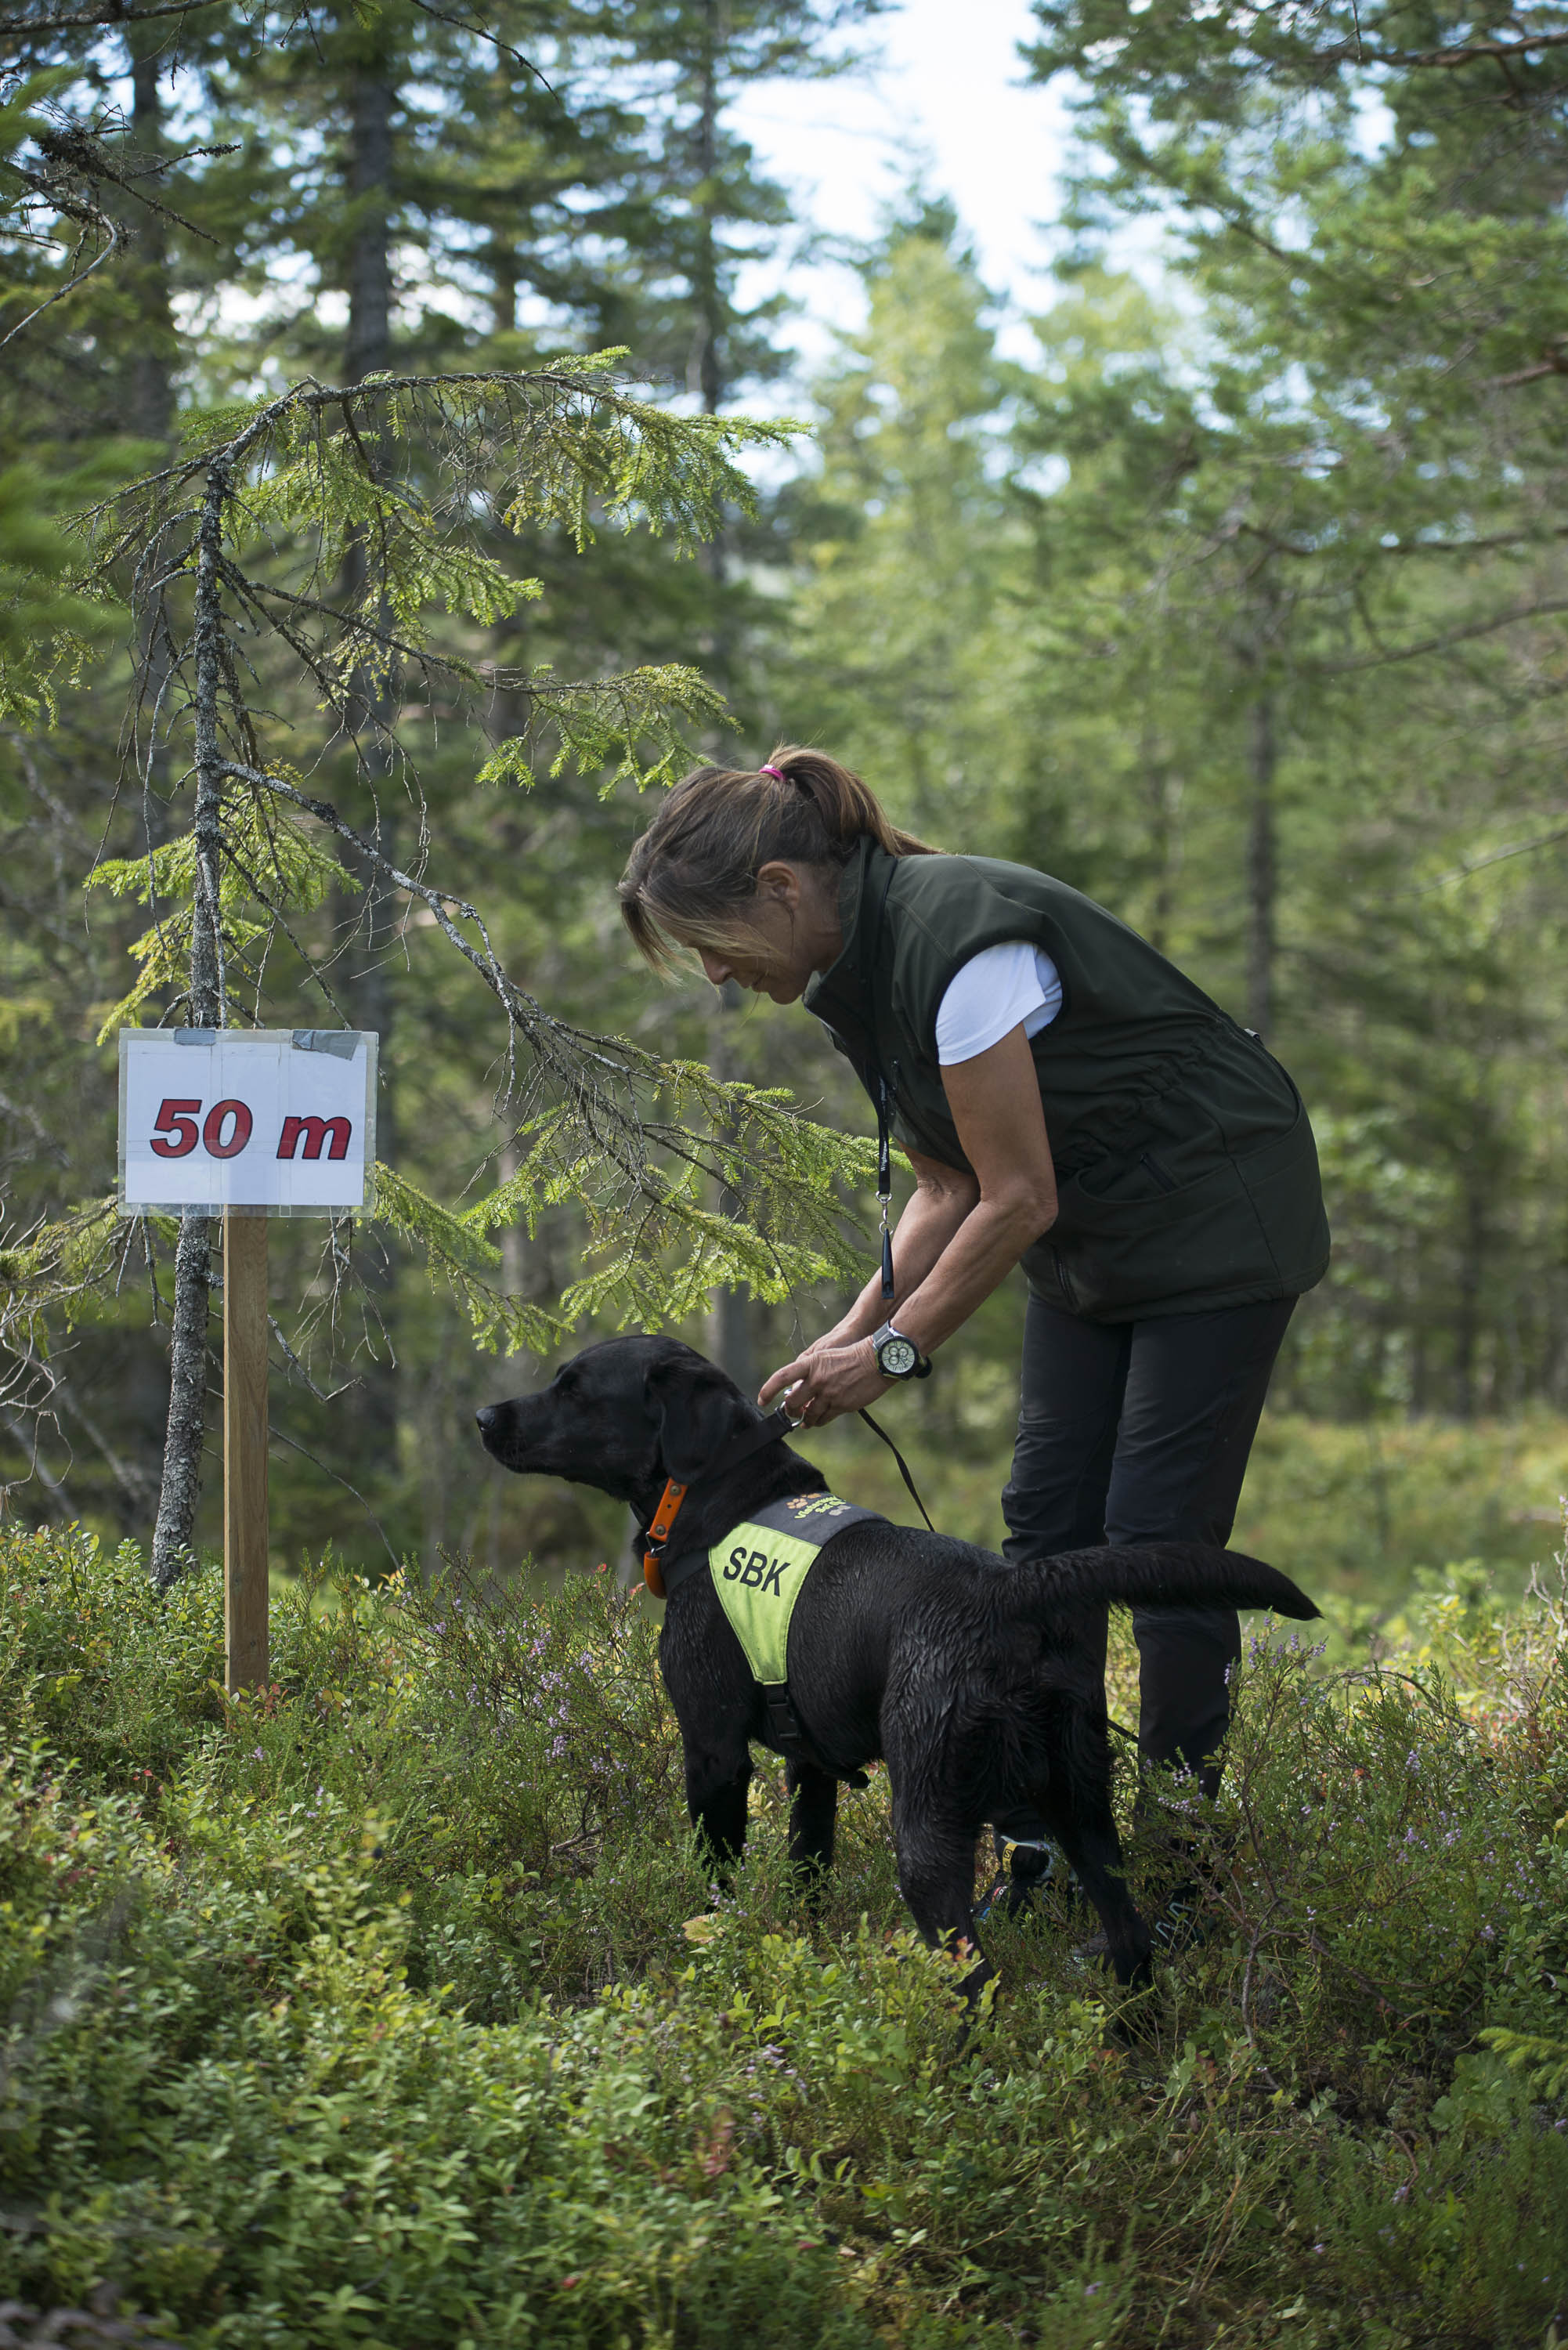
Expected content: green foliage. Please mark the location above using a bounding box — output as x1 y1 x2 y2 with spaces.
91 356 800 579
463 1076 877 1340
0 463 115 726
14 360 846 1430
479 662 729 797
1479 2027 1568 2106
4 1521 1568 2345
367 1160 557 1358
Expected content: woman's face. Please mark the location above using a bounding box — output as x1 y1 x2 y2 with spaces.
671 861 842 1005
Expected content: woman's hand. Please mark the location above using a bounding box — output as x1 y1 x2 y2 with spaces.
758 1339 890 1427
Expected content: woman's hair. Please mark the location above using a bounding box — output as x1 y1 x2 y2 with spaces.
618 745 936 973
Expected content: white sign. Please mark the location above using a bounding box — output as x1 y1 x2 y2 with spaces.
118 1029 378 1216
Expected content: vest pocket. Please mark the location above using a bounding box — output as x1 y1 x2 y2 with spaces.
1043 1156 1252 1317
1036 1098 1328 1318
1234 1096 1331 1293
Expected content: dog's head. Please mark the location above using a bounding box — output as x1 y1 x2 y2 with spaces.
475 1333 757 1508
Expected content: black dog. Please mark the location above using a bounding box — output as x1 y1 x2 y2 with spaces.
476 1334 1318 2006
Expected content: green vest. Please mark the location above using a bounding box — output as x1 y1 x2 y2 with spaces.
706 1491 880 1687
802 838 1329 1322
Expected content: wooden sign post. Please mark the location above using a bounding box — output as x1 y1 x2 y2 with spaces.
118 1029 378 1694
223 1213 271 1694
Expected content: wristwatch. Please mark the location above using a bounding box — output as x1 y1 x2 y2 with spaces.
869 1320 932 1380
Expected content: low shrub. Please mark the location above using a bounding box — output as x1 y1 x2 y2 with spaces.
2 1517 1566 2346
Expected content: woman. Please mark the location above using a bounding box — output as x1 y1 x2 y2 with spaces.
618 747 1328 1908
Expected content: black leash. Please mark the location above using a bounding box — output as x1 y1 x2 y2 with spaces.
645 1396 938 1583
857 1406 937 1534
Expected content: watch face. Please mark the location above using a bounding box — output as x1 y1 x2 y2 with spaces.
877 1335 919 1378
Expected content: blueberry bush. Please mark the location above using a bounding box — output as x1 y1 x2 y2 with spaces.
2 1521 1566 2347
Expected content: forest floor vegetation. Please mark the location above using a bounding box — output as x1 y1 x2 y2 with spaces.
2 1519 1567 2347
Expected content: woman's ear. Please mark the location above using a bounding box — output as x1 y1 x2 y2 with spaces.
644 1358 746 1483
753 859 803 910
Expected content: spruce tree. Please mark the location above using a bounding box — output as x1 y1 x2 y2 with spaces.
46 360 872 1580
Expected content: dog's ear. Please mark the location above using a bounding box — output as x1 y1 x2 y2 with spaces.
644 1356 745 1484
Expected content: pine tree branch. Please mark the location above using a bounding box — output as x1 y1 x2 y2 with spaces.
401 0 552 90
1314 596 1568 673
224 757 869 1288
1404 823 1568 895
266 1416 399 1571
0 1403 72 1523
1237 518 1568 562
1354 28 1568 72
225 757 667 1119
0 0 225 32
0 218 118 351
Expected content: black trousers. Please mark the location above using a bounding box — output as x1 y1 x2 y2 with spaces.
997 1289 1295 1822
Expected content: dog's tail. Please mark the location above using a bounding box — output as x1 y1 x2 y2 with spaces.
1028 1541 1319 1624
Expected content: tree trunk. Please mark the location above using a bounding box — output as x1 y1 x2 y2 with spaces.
489 238 519 339
150 457 229 1586
1453 1172 1485 1421
688 8 754 1394
688 0 724 428
128 37 178 846
128 48 176 446
346 63 392 389
335 47 403 1478
137 77 209 1582
1245 688 1276 1042
339 52 395 1054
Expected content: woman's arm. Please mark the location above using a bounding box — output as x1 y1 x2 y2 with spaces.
757 1024 1057 1423
804 1150 979 1350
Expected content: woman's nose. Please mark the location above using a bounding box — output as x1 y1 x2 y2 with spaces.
699 949 733 985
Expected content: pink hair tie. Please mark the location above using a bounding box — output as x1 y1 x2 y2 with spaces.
759 763 786 782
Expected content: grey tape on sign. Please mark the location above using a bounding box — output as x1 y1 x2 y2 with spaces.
174 1029 221 1046
291 1030 360 1059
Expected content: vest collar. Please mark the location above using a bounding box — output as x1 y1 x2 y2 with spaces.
802 836 891 1049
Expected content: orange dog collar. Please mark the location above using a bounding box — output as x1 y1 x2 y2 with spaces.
642 1477 688 1598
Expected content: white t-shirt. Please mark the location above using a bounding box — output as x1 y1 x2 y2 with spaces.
935 940 1063 1066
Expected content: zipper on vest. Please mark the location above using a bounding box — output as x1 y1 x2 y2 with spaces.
1140 1151 1177 1195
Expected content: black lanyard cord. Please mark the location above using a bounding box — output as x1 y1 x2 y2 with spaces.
858 1406 937 1534
866 851 901 1307
876 1076 895 1303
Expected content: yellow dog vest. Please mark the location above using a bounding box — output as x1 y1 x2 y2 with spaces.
707 1491 881 1687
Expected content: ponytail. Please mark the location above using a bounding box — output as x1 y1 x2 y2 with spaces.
618 745 936 974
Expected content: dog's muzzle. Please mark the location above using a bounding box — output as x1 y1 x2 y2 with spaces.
475 1401 515 1459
